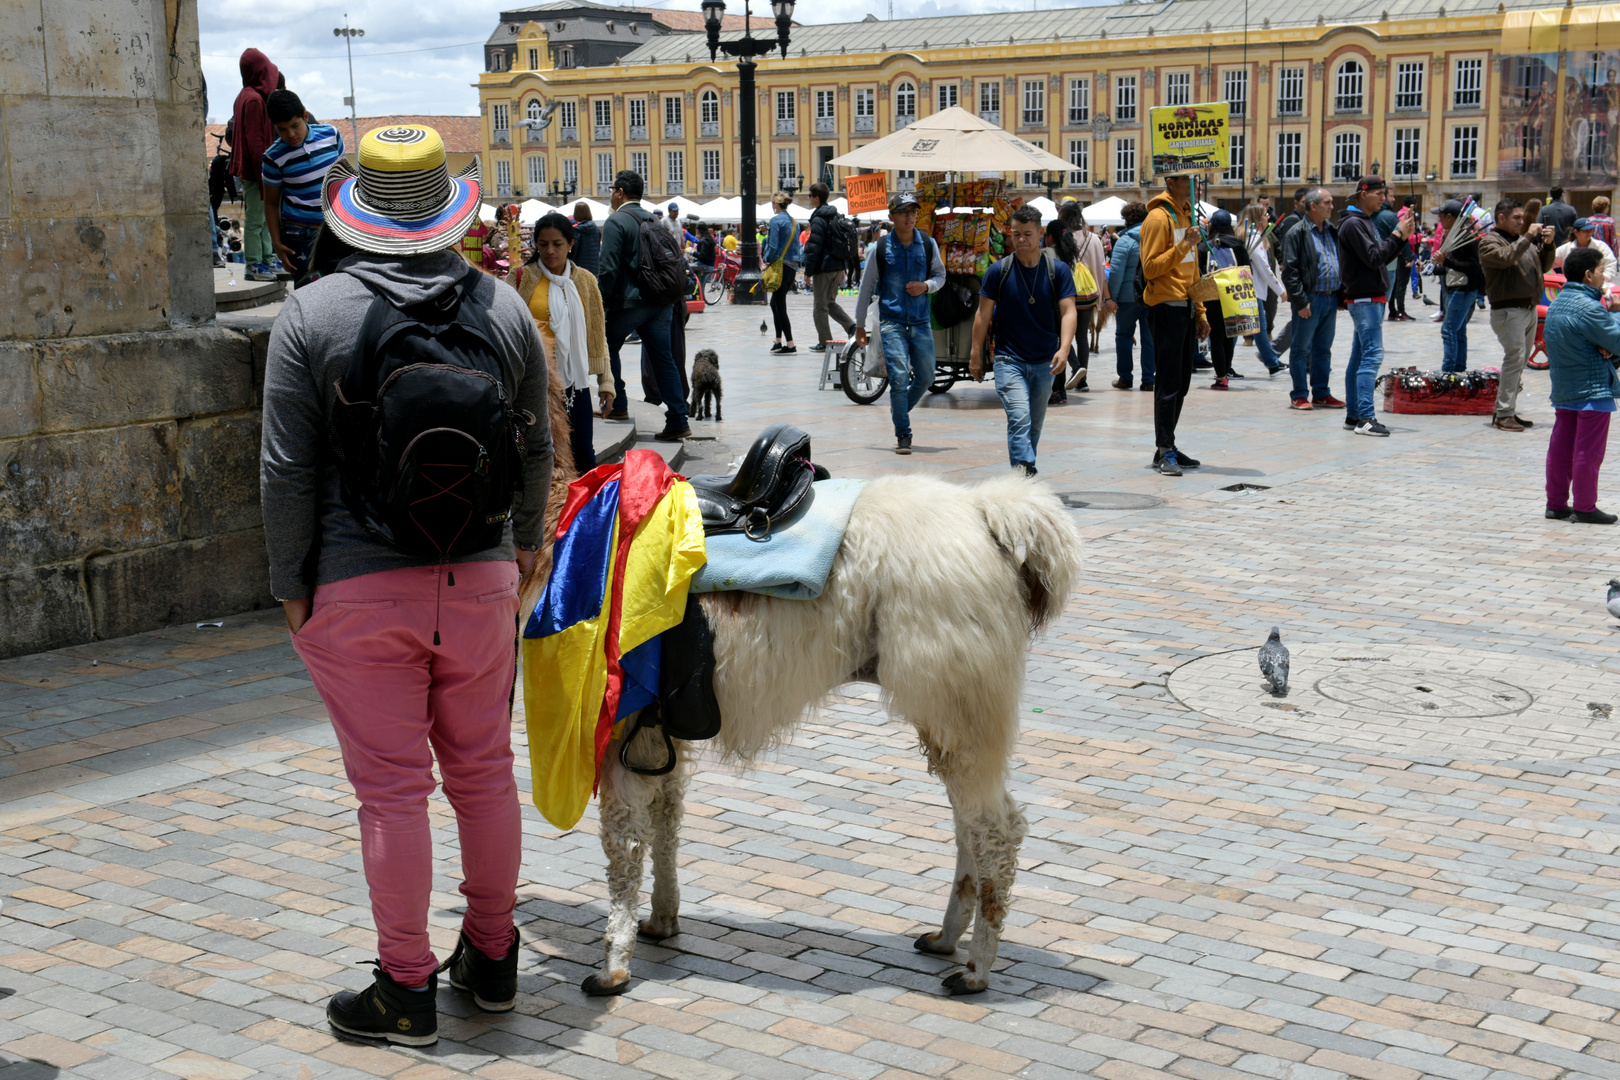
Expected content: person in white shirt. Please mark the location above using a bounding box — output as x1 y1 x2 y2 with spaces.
1557 217 1617 281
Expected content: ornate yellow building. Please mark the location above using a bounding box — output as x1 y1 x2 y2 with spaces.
476 0 1620 212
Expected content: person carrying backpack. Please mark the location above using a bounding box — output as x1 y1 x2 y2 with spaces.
854 191 947 454
260 125 553 1047
803 181 857 350
598 169 690 439
969 204 1078 476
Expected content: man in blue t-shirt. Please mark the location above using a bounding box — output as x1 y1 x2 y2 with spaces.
262 89 344 279
970 205 1078 475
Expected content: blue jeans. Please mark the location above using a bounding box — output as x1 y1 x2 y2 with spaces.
880 321 935 439
992 355 1054 467
606 304 686 429
1344 301 1386 420
281 222 319 278
1289 293 1337 401
1441 288 1479 372
1251 302 1281 368
1114 301 1156 385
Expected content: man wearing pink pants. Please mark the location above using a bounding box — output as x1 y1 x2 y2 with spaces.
261 126 553 1045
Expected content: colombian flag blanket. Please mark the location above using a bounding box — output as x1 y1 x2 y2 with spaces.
521 450 706 829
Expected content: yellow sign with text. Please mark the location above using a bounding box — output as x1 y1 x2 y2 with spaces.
1212 266 1260 338
1149 102 1230 177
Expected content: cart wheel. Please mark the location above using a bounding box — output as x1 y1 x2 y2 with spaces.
928 369 957 394
702 276 724 305
840 341 888 405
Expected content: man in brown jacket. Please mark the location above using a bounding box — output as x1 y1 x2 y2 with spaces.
1139 174 1211 476
1480 197 1556 431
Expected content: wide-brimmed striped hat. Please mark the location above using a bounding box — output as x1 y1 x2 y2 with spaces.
321 125 481 255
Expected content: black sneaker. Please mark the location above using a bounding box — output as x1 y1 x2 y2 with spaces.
327 963 437 1046
1139 382 1155 391
1353 419 1391 437
1343 416 1361 431
443 931 518 1012
1573 508 1619 524
1173 448 1201 469
1546 507 1573 520
1016 462 1037 477
896 435 912 455
1155 449 1183 476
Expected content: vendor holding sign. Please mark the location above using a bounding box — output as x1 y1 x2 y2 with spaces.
969 204 1078 476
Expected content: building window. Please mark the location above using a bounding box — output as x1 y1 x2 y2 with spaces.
1332 130 1363 181
1115 137 1136 185
1068 78 1089 124
1454 58 1483 108
701 90 720 127
1277 66 1304 115
1067 138 1088 184
776 90 795 122
1578 119 1610 171
1223 69 1247 117
1451 124 1479 176
777 146 798 186
559 100 577 138
938 82 958 112
1391 127 1421 177
1165 71 1191 107
816 89 836 134
666 150 684 193
495 158 511 194
1023 140 1046 186
855 87 875 132
979 80 1001 124
1276 131 1302 181
1115 75 1137 122
1021 79 1045 126
527 47 539 69
895 80 917 126
1395 61 1425 111
556 46 573 68
630 150 648 179
492 103 509 138
526 154 546 189
527 99 543 123
596 153 614 190
1224 132 1245 181
593 99 612 140
562 157 578 189
1513 56 1550 105
629 98 647 137
1336 60 1365 112
488 50 504 72
664 96 683 128
702 148 721 193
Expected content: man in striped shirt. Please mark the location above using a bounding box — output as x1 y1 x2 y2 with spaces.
262 90 344 279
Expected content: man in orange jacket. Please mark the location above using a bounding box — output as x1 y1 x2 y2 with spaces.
1138 174 1212 476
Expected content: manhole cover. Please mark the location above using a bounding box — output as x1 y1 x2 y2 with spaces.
1315 669 1531 718
1166 642 1620 761
1059 491 1166 510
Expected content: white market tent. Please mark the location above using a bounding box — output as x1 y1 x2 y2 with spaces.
479 202 498 223
1026 196 1060 224
830 106 1072 174
1080 196 1126 227
699 196 743 222
517 198 555 225
759 201 812 221
572 197 614 222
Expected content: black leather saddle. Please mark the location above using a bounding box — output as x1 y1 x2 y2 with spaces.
687 423 829 540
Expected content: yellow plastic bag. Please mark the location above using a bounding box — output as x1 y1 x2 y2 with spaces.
1212 266 1261 338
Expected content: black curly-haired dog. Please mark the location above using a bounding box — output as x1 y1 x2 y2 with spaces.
690 348 722 422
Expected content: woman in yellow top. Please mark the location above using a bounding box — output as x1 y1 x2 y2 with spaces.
510 211 613 472
722 228 739 252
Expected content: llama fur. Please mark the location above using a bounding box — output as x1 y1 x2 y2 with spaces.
582 472 1082 997
690 348 722 422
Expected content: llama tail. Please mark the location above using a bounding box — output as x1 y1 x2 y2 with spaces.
971 476 1082 634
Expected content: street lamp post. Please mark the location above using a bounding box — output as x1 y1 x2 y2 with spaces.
703 0 795 304
333 16 364 159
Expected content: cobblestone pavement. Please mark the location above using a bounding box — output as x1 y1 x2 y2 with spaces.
6 288 1620 1080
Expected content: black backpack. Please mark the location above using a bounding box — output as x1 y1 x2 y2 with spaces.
829 212 858 272
328 267 526 560
635 215 689 306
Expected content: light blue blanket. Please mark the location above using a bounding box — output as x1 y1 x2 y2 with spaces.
691 478 866 600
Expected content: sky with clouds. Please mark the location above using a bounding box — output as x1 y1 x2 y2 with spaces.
199 0 1093 123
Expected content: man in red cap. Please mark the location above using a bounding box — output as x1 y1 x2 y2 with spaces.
1338 175 1415 436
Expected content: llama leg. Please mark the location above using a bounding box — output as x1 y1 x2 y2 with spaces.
915 817 976 956
942 784 1027 996
584 744 646 996
714 389 721 423
640 764 686 940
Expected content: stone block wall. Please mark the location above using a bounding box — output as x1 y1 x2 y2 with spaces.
0 324 276 657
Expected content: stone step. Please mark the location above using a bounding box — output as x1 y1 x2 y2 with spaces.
213 265 286 312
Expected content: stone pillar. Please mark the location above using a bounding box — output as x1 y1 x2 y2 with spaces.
0 0 274 657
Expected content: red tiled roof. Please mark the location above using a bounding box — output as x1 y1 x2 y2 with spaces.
204 114 483 159
650 9 757 31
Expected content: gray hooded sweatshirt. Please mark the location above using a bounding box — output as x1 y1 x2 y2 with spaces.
260 250 553 601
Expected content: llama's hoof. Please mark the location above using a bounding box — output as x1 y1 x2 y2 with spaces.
638 918 680 941
914 932 958 956
942 968 988 995
581 971 631 997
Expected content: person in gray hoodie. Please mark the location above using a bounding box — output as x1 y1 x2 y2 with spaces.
260 126 551 1048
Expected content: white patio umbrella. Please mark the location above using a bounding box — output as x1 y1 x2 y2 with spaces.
830 106 1073 174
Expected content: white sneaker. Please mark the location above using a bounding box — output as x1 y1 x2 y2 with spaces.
1353 419 1391 437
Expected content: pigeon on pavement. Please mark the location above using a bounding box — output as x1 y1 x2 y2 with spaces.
760 320 768 334
1607 580 1620 620
1258 627 1290 697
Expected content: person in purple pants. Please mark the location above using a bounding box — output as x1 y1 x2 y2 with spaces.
1542 245 1620 524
